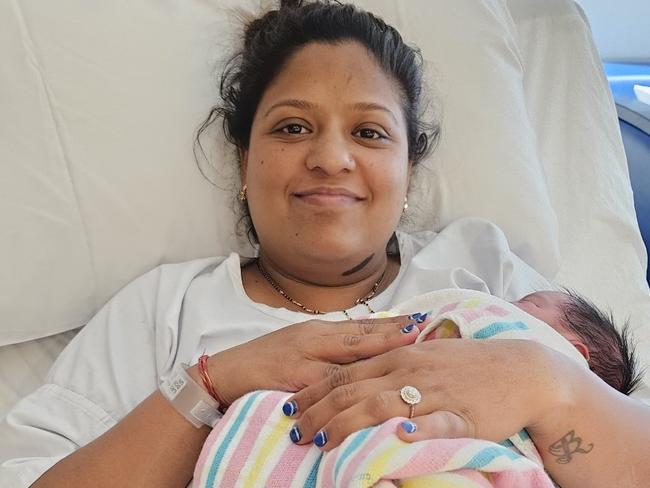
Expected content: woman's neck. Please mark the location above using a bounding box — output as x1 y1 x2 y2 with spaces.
241 251 401 314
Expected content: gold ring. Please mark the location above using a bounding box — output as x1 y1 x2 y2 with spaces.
400 385 422 419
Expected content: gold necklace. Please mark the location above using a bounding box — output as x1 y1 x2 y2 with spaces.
256 258 385 320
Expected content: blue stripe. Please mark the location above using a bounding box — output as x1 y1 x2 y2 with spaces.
498 438 515 449
472 321 529 339
304 452 323 488
465 445 521 469
334 426 373 483
518 429 531 442
206 391 264 486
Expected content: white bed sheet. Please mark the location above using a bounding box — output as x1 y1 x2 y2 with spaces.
0 330 78 418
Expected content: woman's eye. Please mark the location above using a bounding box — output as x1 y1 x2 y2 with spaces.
355 128 384 139
281 124 308 135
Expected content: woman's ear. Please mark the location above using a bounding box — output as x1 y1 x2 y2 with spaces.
239 147 248 185
569 340 591 362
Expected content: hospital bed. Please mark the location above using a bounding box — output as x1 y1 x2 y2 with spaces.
1 0 650 423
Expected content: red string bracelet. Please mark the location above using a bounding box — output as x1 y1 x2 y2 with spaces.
198 354 228 414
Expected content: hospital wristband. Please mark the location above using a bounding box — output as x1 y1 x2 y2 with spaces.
159 363 222 428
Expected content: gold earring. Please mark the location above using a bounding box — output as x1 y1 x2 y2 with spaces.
238 184 247 202
403 196 409 213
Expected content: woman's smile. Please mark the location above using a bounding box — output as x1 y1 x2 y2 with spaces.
293 186 365 207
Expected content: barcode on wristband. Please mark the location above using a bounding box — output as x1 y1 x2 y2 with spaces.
161 373 186 400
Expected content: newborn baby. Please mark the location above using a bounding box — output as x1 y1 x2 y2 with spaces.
193 289 641 488
422 289 640 395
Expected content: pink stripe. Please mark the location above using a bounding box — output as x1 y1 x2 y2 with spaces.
438 301 460 314
385 436 476 479
491 468 555 488
332 420 402 487
453 468 496 488
194 401 241 482
318 437 341 487
485 304 509 317
266 436 316 485
458 309 484 322
218 391 288 488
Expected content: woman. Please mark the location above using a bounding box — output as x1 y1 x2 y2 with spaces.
2 1 649 487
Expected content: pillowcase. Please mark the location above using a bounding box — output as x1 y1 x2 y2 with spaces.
508 0 650 395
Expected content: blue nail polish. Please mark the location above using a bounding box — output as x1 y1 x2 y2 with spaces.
415 313 429 323
283 400 298 417
290 425 302 443
409 313 422 321
401 323 416 334
401 421 417 434
313 430 328 447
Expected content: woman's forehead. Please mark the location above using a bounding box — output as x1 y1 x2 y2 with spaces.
256 40 404 119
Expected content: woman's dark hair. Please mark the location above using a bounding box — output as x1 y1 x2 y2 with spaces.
196 0 439 243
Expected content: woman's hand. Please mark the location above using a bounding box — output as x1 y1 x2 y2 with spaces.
205 314 422 406
284 338 569 450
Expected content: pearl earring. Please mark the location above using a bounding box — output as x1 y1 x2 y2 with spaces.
403 196 409 213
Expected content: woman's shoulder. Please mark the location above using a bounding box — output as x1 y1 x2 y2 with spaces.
120 254 236 302
394 218 547 302
398 217 510 255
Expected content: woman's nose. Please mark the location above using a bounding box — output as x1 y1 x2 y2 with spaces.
304 131 355 174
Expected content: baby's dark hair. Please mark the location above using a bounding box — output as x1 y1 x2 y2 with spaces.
559 289 643 396
196 0 438 244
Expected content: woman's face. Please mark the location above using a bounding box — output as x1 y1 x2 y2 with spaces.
241 41 411 281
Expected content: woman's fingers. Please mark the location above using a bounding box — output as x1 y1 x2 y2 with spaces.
396 411 471 443
292 388 415 451
288 376 401 446
284 351 392 417
323 317 421 363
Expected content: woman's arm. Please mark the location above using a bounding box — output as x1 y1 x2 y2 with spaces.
27 315 418 487
527 350 650 488
31 385 210 488
285 339 650 488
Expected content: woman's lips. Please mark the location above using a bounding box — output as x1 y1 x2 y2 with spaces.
295 193 360 205
293 188 364 206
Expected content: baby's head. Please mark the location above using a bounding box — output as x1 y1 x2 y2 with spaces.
512 290 643 395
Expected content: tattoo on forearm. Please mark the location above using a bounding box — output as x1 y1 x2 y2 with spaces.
547 430 594 464
342 254 374 276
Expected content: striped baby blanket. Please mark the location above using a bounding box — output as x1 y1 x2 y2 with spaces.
194 289 586 487
194 391 554 487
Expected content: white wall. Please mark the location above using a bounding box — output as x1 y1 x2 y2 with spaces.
576 0 650 61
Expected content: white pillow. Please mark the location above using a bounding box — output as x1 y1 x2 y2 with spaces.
508 0 650 393
356 0 559 276
0 0 571 345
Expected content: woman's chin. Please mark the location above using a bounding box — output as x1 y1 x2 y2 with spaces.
289 232 376 267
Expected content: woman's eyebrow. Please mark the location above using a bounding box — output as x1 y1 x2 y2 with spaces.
264 99 315 118
350 102 398 124
264 99 398 124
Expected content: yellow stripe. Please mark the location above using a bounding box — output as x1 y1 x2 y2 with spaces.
462 299 481 309
363 438 406 485
241 414 293 487
402 472 486 487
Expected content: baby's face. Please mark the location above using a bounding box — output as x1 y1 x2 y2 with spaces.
511 291 568 334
